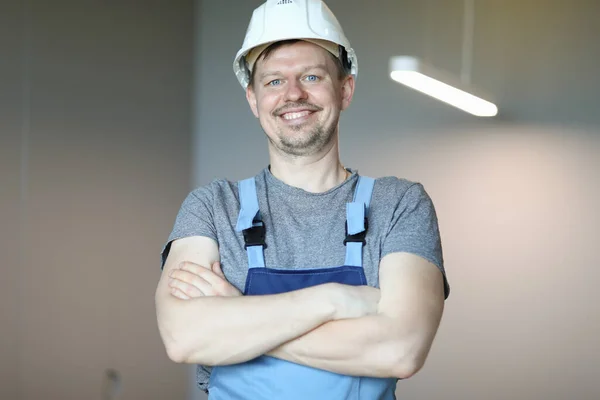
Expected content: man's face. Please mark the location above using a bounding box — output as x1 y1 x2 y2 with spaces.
246 41 354 157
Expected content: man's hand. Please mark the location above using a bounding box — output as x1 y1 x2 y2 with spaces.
168 261 242 299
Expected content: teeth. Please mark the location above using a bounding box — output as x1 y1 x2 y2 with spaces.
282 111 311 120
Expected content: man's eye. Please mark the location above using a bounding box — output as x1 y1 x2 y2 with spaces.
268 79 281 86
305 75 319 82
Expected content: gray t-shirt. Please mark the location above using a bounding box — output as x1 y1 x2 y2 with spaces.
161 167 450 391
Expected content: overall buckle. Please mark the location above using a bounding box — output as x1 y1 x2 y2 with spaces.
243 223 267 249
343 218 368 245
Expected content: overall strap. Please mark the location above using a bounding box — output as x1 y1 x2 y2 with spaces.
235 177 266 269
344 176 375 267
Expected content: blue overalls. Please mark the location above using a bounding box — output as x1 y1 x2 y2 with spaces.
207 175 397 399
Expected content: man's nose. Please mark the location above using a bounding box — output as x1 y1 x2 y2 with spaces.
284 79 308 102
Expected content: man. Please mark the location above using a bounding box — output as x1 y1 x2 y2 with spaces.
155 0 450 399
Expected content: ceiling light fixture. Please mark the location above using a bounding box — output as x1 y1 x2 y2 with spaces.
389 0 498 117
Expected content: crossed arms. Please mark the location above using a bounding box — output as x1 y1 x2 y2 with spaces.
155 235 445 379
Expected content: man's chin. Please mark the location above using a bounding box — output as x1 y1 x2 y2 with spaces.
278 136 326 156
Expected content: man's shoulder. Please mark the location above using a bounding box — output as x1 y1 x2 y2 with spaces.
190 178 237 194
373 174 417 186
368 174 437 212
373 174 423 195
179 179 236 210
186 169 267 202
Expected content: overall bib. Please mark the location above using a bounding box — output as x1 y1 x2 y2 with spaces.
208 176 397 399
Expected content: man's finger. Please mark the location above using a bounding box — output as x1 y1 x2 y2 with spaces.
179 261 227 288
169 275 206 298
178 260 211 270
177 261 239 297
212 261 225 278
170 287 191 300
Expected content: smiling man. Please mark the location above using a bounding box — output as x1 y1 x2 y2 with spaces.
155 1 450 399
247 40 347 159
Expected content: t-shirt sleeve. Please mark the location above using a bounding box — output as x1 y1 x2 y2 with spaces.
381 182 450 299
160 185 217 269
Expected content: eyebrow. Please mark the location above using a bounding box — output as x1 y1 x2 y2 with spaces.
258 64 329 81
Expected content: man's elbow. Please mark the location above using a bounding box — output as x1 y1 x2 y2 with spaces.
157 322 192 364
156 295 206 364
161 329 218 365
157 317 197 364
391 358 423 380
388 341 429 379
164 339 188 364
157 311 189 362
160 327 209 364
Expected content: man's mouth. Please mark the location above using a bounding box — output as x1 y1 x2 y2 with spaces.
281 110 313 121
274 103 322 122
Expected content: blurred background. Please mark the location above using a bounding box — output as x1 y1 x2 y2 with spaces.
1 0 599 399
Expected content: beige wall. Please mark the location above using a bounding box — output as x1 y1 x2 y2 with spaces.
1 1 194 399
191 0 600 399
0 3 23 399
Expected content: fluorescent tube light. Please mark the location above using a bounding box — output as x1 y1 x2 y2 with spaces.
389 56 498 117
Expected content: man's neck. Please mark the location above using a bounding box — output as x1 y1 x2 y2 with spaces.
268 143 349 193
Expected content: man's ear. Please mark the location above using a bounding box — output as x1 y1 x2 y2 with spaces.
246 85 259 118
340 75 355 111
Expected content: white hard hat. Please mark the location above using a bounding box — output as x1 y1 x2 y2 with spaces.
233 0 358 89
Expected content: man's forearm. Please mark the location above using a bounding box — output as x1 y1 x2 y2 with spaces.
156 283 341 366
267 253 446 380
267 314 406 378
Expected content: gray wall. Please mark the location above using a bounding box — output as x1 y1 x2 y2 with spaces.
1 1 194 399
192 0 600 399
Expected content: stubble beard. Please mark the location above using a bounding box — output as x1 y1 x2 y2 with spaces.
269 119 337 157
